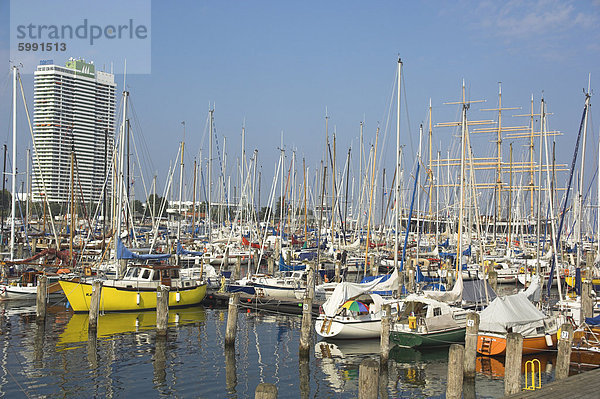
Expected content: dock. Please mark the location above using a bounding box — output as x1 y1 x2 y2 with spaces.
203 291 322 316
505 367 600 398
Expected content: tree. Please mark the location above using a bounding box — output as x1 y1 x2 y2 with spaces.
258 206 272 221
132 200 144 215
146 194 167 217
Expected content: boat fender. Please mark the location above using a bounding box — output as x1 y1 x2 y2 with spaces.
544 333 553 347
136 292 141 305
176 291 181 302
175 313 180 324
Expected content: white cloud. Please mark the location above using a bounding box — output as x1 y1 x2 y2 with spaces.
469 0 597 39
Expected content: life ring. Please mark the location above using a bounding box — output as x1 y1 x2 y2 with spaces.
563 269 570 276
84 266 92 276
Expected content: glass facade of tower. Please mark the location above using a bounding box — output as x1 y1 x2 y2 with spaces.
32 58 116 204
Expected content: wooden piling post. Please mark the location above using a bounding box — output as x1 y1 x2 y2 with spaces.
556 323 574 380
156 285 169 336
446 344 464 399
88 280 103 330
380 303 391 368
225 292 240 347
118 259 127 279
254 249 260 271
504 332 523 396
255 383 278 399
334 260 340 283
464 312 480 379
581 281 593 323
36 275 48 324
370 255 377 276
234 255 242 280
267 256 275 275
299 263 315 357
488 269 498 292
358 358 379 399
407 269 415 293
397 271 404 296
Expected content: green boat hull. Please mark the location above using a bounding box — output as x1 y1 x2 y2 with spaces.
390 327 466 348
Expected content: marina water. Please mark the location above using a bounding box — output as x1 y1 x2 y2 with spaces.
0 297 567 398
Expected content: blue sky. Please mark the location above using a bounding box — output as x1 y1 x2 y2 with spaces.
1 0 600 205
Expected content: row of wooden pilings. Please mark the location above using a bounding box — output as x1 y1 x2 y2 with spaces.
35 275 171 335
34 267 592 399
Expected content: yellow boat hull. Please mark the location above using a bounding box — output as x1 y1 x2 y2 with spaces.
565 276 600 288
59 280 207 312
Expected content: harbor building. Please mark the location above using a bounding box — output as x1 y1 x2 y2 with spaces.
32 58 115 204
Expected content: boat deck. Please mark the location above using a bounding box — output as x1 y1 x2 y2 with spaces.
504 367 600 398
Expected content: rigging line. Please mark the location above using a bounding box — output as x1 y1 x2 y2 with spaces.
127 122 151 211
211 124 229 206
401 69 415 167
127 98 155 186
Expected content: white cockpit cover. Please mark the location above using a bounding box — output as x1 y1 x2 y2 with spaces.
522 274 542 303
322 269 398 317
423 273 463 303
479 293 546 336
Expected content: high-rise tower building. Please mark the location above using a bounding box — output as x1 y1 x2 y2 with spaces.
32 58 115 204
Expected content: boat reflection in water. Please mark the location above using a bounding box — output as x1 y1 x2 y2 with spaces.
315 340 454 397
388 345 449 396
57 305 206 347
476 352 557 378
315 339 381 393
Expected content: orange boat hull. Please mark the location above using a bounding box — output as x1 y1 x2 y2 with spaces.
477 333 557 356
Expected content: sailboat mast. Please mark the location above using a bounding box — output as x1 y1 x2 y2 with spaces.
208 108 214 240
394 58 402 270
495 83 503 242
115 89 128 254
26 148 30 235
536 96 544 275
577 81 591 270
428 98 433 216
177 136 185 246
456 81 467 273
192 159 197 239
10 65 17 260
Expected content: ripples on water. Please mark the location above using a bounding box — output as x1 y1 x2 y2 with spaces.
0 301 562 398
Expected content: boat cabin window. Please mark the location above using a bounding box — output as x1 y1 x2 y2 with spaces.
153 270 160 281
141 269 151 280
132 268 140 278
433 307 442 317
170 269 179 278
